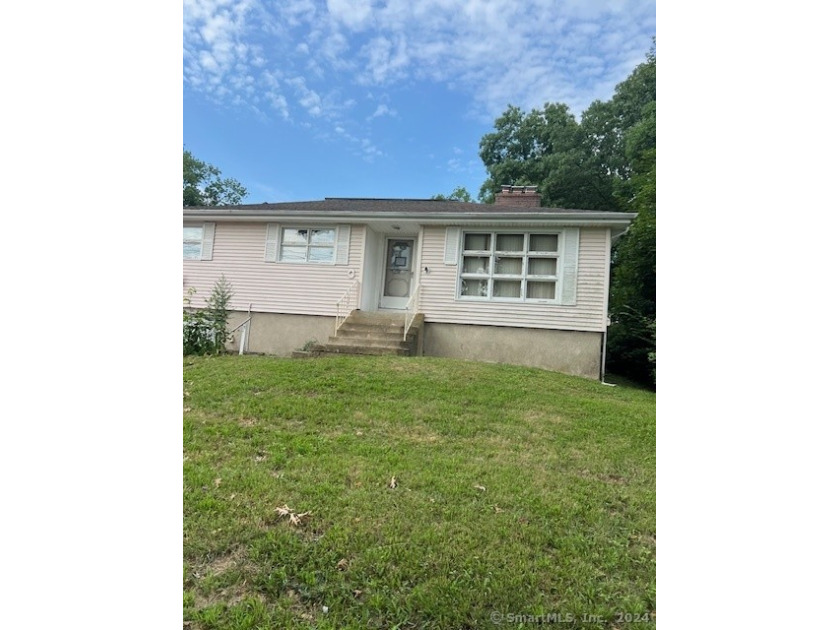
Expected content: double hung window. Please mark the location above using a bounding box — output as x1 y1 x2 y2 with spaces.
278 228 336 263
183 223 215 260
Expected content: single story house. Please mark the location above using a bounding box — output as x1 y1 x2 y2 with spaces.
183 185 635 379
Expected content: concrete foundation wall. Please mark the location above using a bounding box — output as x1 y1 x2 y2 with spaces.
423 322 603 379
223 311 603 379
225 311 335 356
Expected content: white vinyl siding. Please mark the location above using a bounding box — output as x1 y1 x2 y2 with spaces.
419 226 608 332
183 222 215 260
184 222 364 317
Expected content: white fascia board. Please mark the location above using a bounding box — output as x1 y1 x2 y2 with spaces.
183 209 637 228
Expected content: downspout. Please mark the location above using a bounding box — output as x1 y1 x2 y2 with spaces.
601 224 630 386
600 319 615 386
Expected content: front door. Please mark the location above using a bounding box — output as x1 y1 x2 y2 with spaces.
379 237 415 309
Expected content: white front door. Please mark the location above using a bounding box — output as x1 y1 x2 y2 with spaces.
379 237 415 309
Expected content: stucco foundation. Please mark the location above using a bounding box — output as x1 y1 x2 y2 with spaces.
225 311 335 356
422 323 603 379
221 311 603 379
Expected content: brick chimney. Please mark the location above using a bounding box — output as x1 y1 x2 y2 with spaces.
494 184 541 208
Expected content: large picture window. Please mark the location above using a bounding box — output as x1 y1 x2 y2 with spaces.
459 231 562 302
279 227 336 263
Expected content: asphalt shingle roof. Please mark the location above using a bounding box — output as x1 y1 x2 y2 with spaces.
184 198 607 214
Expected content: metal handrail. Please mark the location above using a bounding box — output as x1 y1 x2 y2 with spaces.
229 317 251 332
230 317 251 355
404 282 421 341
229 304 252 355
336 279 360 334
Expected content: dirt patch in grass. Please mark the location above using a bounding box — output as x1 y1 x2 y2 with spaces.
401 427 443 443
192 588 266 612
194 546 250 579
189 547 265 610
522 409 569 425
577 469 630 485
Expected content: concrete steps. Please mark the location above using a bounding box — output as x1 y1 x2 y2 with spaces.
308 310 424 358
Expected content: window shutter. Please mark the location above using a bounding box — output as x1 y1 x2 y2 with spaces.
443 227 460 265
265 224 280 262
200 222 215 260
335 225 351 265
560 228 579 305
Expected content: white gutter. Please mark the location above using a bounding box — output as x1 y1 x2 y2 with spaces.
183 210 636 227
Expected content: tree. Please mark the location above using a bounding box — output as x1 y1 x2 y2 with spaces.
476 42 656 386
605 49 656 386
477 43 655 213
431 186 474 202
477 102 624 210
183 150 248 206
607 150 656 386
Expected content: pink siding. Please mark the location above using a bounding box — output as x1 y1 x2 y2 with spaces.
417 226 609 332
183 222 364 316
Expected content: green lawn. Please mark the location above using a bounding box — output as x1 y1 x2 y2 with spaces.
184 355 656 629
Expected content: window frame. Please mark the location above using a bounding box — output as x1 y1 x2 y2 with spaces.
457 230 564 304
183 222 214 260
277 226 338 264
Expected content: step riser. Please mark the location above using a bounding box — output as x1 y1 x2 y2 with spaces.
334 331 417 341
315 345 409 356
328 339 412 350
340 323 416 333
341 322 405 332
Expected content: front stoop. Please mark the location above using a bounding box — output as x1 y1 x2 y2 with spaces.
310 310 424 357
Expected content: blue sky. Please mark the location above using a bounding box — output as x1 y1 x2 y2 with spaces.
184 0 655 203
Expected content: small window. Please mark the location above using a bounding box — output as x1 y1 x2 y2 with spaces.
279 228 336 263
183 227 202 259
184 224 213 260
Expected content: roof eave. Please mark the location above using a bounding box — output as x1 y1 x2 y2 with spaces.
183 208 637 227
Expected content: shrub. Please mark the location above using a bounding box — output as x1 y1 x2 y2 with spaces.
183 276 234 355
606 306 656 389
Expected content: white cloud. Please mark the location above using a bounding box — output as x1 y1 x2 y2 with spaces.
286 76 323 117
368 104 397 120
267 92 289 119
361 35 410 84
327 0 373 30
184 0 654 157
358 137 384 162
446 156 482 174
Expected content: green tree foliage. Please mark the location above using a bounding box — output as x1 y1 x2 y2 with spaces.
478 43 656 385
183 150 248 207
431 186 474 202
607 151 656 386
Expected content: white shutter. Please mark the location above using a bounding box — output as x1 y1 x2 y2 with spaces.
265 224 280 262
335 225 351 265
560 228 579 305
443 227 460 265
200 222 215 260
